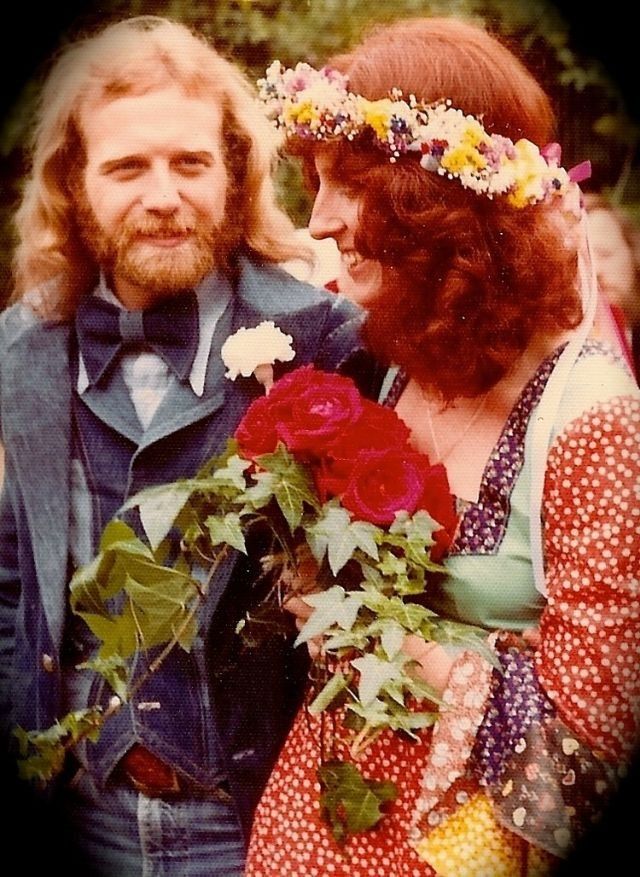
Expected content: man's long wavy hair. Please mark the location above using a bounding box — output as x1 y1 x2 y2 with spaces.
297 17 582 399
13 16 308 318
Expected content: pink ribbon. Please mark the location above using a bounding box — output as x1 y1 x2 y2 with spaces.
541 142 591 184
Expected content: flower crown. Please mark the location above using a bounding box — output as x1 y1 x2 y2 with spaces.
258 61 589 210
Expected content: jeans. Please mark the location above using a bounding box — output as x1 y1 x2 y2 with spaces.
58 770 246 877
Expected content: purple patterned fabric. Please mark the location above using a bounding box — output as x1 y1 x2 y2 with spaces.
472 646 555 786
451 352 561 554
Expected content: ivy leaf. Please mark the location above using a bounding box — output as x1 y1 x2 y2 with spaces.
294 586 364 645
123 569 200 653
351 653 407 706
308 670 351 715
241 471 278 510
431 619 501 670
196 437 240 477
255 444 319 531
386 710 438 736
318 760 397 845
76 654 130 702
306 504 378 574
361 592 435 632
99 520 139 551
387 510 445 572
79 606 140 660
201 453 251 491
306 504 350 565
70 526 156 616
349 521 380 561
14 708 104 784
205 512 247 554
379 619 406 660
345 697 393 727
129 483 194 550
322 628 370 652
377 550 407 579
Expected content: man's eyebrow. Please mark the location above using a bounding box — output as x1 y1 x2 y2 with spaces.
98 155 147 172
173 150 216 163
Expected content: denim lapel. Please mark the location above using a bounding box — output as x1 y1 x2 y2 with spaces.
80 366 144 444
2 317 72 648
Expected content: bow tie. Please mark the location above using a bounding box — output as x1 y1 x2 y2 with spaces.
76 291 199 386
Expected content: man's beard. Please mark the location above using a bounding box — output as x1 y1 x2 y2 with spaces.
76 202 219 296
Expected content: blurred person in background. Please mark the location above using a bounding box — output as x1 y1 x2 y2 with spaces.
586 192 640 377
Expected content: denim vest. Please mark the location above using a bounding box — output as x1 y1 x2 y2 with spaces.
63 312 239 788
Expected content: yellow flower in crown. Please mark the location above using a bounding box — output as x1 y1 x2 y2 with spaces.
285 100 316 128
362 98 396 141
505 139 570 208
441 133 488 175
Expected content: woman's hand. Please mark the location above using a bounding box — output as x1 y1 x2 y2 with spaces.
401 634 455 699
280 545 324 658
283 594 323 659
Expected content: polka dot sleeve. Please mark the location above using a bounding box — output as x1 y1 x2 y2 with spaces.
535 394 640 760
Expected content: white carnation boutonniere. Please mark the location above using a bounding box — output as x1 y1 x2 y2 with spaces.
221 320 295 393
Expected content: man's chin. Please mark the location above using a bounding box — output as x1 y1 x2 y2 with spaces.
117 248 215 296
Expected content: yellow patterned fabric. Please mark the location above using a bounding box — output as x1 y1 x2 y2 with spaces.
413 793 556 877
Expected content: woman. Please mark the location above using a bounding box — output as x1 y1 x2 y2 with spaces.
246 18 640 876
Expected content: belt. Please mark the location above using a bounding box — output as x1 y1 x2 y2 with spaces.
117 744 232 802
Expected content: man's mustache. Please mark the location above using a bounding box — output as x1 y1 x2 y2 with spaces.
128 220 195 237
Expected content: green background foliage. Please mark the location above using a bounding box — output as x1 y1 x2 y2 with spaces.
1 0 638 307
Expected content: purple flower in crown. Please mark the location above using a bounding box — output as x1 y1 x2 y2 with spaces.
390 116 410 134
295 123 316 140
426 139 448 158
481 134 517 170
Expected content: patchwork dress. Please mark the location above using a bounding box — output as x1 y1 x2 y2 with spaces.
245 343 640 877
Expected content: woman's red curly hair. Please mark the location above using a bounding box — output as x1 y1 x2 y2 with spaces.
297 18 582 399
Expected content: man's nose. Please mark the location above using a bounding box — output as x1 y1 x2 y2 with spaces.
140 166 182 213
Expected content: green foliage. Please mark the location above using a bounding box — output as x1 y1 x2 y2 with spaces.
69 521 202 659
318 760 397 846
306 502 380 575
253 445 320 530
14 708 104 784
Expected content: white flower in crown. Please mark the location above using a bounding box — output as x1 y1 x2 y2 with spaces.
221 321 295 392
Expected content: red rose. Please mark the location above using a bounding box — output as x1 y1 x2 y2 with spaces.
315 401 412 499
416 463 458 561
235 366 364 461
234 393 285 458
341 448 436 526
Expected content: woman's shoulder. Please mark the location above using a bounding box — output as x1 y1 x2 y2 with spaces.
552 340 639 437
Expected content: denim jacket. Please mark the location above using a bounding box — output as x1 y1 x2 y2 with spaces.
0 256 364 836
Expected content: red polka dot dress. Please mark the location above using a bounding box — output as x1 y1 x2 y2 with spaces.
246 344 640 876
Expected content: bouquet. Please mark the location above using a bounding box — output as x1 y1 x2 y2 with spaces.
15 323 488 844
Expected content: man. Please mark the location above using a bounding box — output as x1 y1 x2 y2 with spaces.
0 16 363 875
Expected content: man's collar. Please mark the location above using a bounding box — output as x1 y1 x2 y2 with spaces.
76 271 232 397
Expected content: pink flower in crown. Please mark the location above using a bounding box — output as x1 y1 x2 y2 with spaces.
289 70 314 94
320 66 349 89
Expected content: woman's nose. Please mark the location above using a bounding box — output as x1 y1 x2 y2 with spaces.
308 187 346 241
